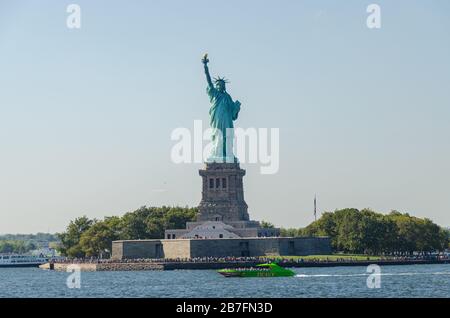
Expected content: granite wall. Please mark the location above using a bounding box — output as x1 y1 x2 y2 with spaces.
112 237 332 259
112 240 163 259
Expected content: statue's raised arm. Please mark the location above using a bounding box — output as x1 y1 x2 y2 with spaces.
202 53 214 89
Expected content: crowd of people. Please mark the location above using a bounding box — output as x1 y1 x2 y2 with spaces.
50 253 449 264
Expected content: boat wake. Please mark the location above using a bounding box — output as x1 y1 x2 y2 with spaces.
295 272 450 278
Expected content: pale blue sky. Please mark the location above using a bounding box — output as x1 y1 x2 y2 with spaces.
0 0 449 233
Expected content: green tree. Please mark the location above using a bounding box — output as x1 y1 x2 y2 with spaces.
289 208 447 255
57 216 94 257
280 228 303 237
79 217 122 258
0 240 37 254
120 207 154 240
0 241 14 253
260 221 275 229
58 206 197 257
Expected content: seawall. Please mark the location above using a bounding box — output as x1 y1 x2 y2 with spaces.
39 259 450 271
39 262 164 271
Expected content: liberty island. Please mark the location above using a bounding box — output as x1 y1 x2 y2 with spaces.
111 55 331 259
35 56 448 269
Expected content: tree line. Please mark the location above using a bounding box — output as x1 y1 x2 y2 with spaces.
0 233 58 242
281 208 449 255
57 206 197 258
57 206 449 258
0 240 37 254
0 233 59 254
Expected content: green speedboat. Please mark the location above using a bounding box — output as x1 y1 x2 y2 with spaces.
218 262 295 278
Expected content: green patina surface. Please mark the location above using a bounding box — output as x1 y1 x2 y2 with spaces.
202 54 241 163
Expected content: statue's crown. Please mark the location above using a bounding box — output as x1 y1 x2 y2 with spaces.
213 76 229 84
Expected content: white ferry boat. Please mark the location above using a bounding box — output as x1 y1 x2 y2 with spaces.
0 254 48 268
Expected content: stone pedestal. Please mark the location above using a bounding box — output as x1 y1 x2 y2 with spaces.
165 162 281 240
198 162 249 222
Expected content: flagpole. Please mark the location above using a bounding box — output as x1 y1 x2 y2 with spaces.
314 195 317 222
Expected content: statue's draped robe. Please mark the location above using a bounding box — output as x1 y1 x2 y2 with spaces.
206 86 241 162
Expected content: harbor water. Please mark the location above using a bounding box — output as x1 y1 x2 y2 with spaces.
0 264 449 298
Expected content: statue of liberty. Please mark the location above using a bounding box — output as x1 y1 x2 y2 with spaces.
202 54 241 163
